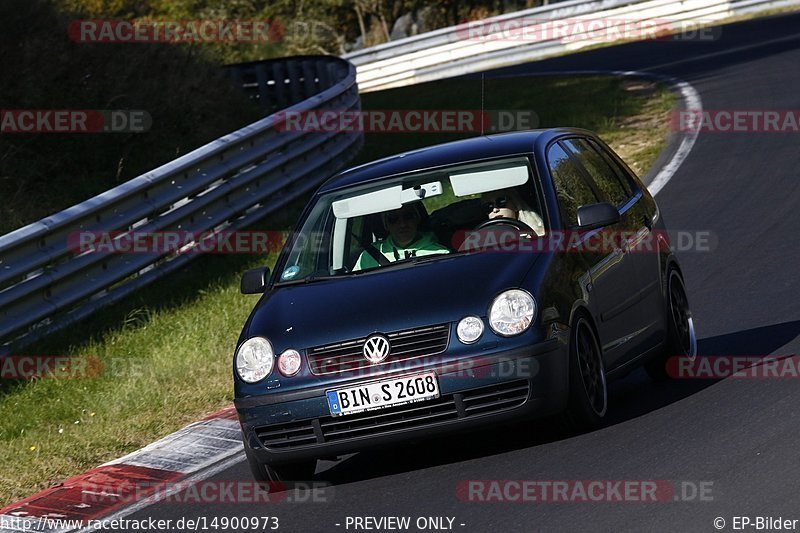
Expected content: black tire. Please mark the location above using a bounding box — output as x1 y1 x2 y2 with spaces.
564 316 608 430
244 441 317 486
646 268 697 381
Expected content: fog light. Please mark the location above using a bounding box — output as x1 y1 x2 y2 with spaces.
457 316 484 344
278 349 302 377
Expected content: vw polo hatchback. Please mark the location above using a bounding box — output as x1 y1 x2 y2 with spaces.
233 129 696 482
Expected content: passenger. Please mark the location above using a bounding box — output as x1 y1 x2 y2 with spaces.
353 203 450 270
481 188 545 237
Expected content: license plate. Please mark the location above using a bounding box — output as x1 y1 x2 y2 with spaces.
326 371 439 417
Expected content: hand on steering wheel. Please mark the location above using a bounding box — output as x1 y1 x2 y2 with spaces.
473 216 533 232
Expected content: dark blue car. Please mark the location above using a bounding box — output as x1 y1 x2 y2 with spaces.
233 129 696 482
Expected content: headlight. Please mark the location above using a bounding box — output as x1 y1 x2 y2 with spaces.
235 337 274 383
457 316 484 344
277 349 302 377
488 289 536 336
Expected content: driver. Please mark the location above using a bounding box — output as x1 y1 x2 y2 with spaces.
353 203 450 270
481 188 545 237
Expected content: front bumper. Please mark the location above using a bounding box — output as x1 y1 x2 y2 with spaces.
235 339 567 465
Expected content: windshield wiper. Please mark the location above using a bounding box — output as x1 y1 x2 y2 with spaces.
274 272 339 286
349 252 453 274
411 252 455 264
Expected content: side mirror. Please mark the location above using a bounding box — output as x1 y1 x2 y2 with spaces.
576 202 620 230
240 267 270 294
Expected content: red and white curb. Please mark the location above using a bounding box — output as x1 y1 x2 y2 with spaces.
0 407 243 533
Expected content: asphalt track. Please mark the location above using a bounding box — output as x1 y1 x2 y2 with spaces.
127 12 800 532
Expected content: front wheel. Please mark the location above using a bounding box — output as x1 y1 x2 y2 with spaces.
564 316 608 430
646 268 697 380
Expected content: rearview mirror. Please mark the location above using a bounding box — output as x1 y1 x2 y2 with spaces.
240 267 270 294
576 202 620 230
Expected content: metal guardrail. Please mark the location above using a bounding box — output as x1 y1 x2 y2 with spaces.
345 0 800 91
0 56 362 355
3 0 795 354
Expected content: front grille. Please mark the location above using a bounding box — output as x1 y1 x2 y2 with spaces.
256 420 316 449
307 324 450 375
255 380 530 450
462 381 530 415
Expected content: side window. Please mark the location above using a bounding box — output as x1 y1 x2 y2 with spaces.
588 139 637 198
283 208 332 279
562 138 631 207
547 142 599 228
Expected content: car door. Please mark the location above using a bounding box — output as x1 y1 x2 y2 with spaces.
547 140 624 370
589 137 665 352
557 137 650 369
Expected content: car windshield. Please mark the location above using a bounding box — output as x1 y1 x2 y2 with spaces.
276 156 546 283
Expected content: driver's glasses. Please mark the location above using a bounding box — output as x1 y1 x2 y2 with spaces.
482 196 510 214
386 211 416 224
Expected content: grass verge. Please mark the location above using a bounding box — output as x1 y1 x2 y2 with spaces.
0 74 675 505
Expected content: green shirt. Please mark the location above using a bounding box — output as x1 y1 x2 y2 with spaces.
354 231 450 270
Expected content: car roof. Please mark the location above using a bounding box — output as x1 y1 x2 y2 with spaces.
318 128 592 193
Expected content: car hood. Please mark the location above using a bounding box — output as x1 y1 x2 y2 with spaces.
246 252 542 350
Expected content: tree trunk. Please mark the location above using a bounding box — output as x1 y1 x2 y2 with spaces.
354 3 368 45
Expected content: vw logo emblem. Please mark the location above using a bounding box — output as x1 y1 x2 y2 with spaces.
363 335 390 364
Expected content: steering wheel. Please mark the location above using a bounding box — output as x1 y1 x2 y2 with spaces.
473 217 533 232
